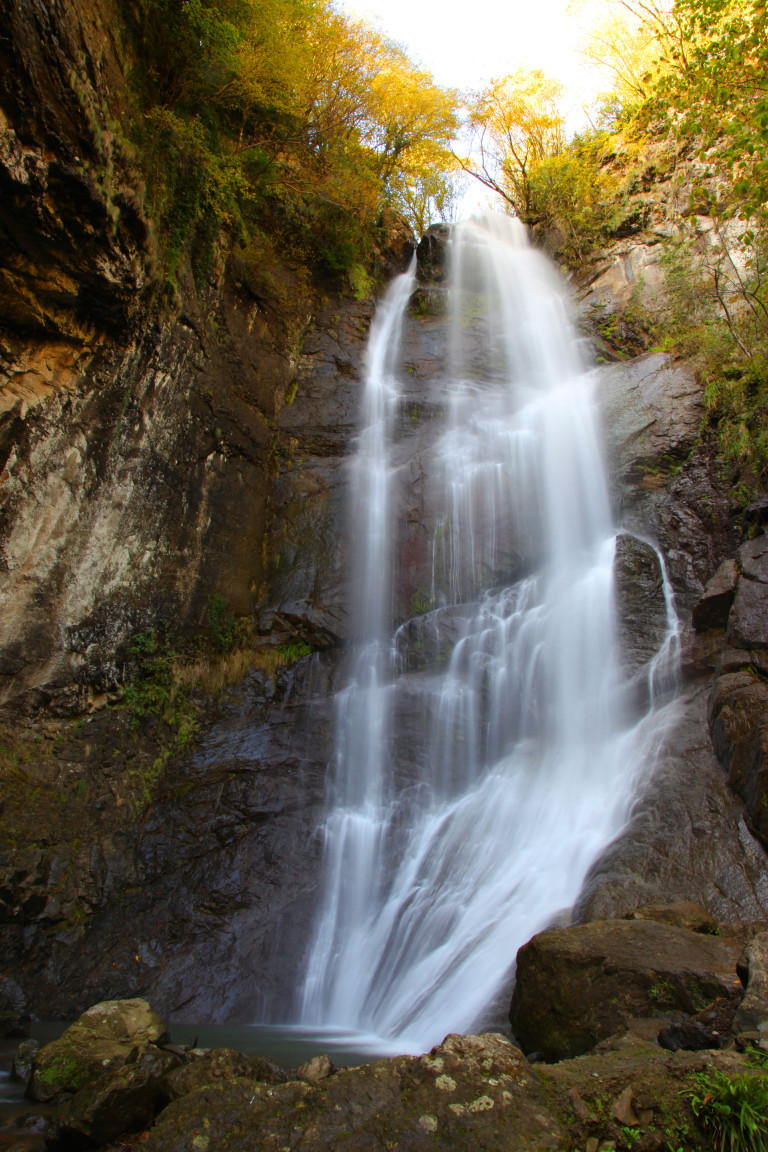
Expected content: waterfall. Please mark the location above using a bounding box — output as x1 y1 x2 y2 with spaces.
298 214 678 1053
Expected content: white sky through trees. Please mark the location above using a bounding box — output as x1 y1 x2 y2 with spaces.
342 0 604 126
341 0 607 215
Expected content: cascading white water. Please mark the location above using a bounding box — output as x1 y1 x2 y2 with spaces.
299 214 679 1053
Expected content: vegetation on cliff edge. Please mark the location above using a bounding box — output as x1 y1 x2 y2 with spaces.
118 0 460 290
460 0 768 490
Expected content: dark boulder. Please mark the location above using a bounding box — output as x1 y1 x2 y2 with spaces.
708 670 768 845
692 559 739 631
48 1046 181 1148
509 918 743 1061
658 1019 726 1051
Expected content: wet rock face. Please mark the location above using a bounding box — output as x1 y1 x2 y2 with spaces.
0 260 321 711
580 369 760 927
416 223 451 283
0 0 348 711
726 536 768 635
263 299 374 640
612 532 668 684
0 654 337 1023
597 352 739 609
0 0 369 1012
692 559 739 631
576 679 768 923
599 353 703 496
0 0 145 344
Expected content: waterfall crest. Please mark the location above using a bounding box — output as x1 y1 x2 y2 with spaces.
298 215 678 1053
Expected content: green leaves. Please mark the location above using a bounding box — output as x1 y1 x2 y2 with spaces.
690 1068 768 1152
649 0 768 223
122 0 459 281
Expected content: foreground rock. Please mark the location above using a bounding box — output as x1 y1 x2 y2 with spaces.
49 1046 181 1147
25 999 758 1152
732 931 768 1036
29 998 167 1102
509 913 746 1061
163 1047 287 1100
140 1030 724 1152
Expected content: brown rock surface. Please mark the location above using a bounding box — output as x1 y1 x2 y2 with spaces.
140 1030 745 1152
30 998 167 1102
509 918 743 1061
739 534 768 583
577 680 768 924
623 901 720 934
692 559 739 631
612 533 669 683
709 670 768 845
728 579 768 649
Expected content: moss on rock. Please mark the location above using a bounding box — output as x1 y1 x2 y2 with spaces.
30 998 167 1102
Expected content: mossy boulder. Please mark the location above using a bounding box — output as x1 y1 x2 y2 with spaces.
510 918 743 1062
140 1031 748 1152
49 1046 181 1148
144 1033 566 1152
162 1047 288 1101
30 998 168 1102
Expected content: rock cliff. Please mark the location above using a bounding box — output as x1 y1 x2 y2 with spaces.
1 0 768 1042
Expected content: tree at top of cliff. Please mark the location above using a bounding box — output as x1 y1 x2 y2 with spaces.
458 70 565 219
122 0 459 280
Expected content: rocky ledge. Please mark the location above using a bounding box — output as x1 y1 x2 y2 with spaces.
6 901 768 1152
